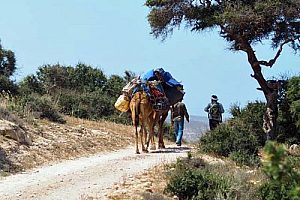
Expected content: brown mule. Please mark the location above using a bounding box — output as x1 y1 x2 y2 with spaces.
129 91 169 154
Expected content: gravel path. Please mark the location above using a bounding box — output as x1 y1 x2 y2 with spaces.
0 145 190 200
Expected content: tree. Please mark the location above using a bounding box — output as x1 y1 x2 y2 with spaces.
36 64 71 94
69 63 107 92
19 75 45 95
0 43 16 77
0 42 17 94
105 74 126 98
145 0 300 140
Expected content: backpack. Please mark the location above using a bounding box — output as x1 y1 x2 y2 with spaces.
209 103 221 120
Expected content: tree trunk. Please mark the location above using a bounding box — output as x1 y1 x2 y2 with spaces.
242 42 278 140
263 89 278 140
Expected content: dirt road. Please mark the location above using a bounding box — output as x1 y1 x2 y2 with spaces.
0 145 190 200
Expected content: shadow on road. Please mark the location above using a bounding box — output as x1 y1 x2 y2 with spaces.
150 146 191 154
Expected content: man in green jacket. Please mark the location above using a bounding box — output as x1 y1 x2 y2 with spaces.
204 95 224 130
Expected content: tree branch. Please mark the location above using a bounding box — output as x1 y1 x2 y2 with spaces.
258 38 295 68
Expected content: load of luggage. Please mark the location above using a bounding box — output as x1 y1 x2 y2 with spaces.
114 68 185 112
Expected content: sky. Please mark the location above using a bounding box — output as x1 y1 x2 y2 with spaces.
0 0 299 118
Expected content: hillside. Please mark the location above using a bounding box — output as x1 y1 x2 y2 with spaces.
0 116 135 175
184 115 208 143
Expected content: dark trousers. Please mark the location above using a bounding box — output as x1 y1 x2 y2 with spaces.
209 119 220 130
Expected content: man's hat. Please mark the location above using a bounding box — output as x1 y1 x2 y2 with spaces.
211 95 218 101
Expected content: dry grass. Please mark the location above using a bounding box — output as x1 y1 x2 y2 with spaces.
105 163 173 200
0 115 136 174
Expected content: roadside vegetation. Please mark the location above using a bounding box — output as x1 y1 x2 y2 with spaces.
160 75 300 200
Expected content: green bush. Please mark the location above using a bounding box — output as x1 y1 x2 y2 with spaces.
165 158 232 199
199 119 261 166
276 76 300 143
17 63 131 124
259 142 300 200
18 75 45 95
103 113 132 125
0 75 18 95
19 94 65 123
229 150 260 167
230 101 266 145
199 101 267 166
58 90 115 120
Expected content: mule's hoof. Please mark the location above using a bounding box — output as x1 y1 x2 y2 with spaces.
158 144 165 149
142 149 149 153
136 151 140 154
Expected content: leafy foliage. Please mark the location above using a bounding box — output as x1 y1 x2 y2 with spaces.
18 75 45 95
18 63 130 123
0 43 18 94
286 76 300 128
18 94 65 123
58 90 115 120
0 43 16 77
199 101 265 166
146 0 300 52
259 142 300 200
0 75 18 95
276 75 300 143
165 158 232 200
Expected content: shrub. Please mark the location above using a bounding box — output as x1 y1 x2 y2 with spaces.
165 158 232 199
229 150 260 167
103 113 132 125
199 119 261 166
259 142 300 200
230 101 266 145
0 75 18 95
58 90 115 120
276 76 300 143
199 101 266 166
0 107 24 127
19 94 65 123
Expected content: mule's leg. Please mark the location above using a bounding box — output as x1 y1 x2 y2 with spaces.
149 125 156 150
146 119 156 150
140 124 148 153
146 122 154 150
151 112 162 150
143 125 148 146
145 114 157 150
131 109 140 154
158 112 168 149
135 125 140 154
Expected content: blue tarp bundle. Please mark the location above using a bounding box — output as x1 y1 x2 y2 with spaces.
141 69 182 87
141 68 184 105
